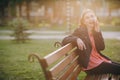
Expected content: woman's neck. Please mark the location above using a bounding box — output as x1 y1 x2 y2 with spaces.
87 26 93 34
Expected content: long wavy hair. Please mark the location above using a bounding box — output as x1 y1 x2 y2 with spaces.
79 9 97 27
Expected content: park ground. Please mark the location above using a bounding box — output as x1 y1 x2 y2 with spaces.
0 25 120 80
0 39 120 80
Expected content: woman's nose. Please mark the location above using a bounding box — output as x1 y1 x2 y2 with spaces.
89 18 94 22
90 17 96 22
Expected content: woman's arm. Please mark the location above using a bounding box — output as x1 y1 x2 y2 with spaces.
62 29 79 45
62 28 86 50
93 19 105 50
93 31 105 51
62 35 78 46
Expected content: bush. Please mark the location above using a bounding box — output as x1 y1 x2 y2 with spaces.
8 18 30 43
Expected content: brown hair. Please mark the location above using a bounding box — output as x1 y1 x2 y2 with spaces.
79 9 95 27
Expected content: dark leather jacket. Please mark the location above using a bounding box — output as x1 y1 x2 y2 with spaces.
62 27 111 68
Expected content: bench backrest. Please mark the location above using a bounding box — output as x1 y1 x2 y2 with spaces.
29 43 120 80
39 43 82 80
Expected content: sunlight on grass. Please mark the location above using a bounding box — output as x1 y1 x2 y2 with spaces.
0 39 119 80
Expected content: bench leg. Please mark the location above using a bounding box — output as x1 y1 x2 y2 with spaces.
100 74 110 80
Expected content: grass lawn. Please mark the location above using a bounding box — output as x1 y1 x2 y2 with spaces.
0 39 120 80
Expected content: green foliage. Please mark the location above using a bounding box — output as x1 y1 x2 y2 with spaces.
8 18 31 43
105 0 120 9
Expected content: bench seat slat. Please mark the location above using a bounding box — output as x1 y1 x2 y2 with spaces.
69 65 82 80
44 43 74 67
94 75 102 80
100 74 109 80
50 51 78 76
111 75 120 80
57 59 80 80
84 74 120 80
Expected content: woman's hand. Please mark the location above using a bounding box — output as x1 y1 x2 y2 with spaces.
77 38 86 50
94 19 100 32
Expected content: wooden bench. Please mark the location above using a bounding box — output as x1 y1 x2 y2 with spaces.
28 43 120 80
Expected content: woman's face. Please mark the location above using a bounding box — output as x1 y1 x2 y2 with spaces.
83 11 97 29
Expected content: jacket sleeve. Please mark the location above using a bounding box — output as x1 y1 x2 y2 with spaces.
62 29 80 46
93 31 105 51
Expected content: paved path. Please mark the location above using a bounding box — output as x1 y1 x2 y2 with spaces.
0 30 120 40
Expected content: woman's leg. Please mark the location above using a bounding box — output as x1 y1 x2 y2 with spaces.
85 62 120 75
112 61 120 65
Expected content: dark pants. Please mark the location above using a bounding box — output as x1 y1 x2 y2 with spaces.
85 62 120 75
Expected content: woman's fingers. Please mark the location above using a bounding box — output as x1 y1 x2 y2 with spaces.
78 43 83 50
83 42 86 50
94 20 100 32
77 38 86 50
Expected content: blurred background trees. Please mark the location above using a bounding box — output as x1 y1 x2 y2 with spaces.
0 0 120 30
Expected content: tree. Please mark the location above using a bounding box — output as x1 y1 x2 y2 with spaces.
9 18 30 43
105 0 120 17
25 0 32 21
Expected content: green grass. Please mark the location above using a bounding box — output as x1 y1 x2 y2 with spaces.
101 25 120 31
0 40 59 80
102 39 120 62
0 26 12 30
0 39 120 80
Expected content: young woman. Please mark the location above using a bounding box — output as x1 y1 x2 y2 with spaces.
62 9 120 75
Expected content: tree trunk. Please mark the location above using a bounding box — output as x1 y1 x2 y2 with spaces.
0 5 5 25
18 2 22 17
26 0 31 21
8 2 12 20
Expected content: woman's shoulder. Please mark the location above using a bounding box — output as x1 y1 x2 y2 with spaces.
74 26 87 33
